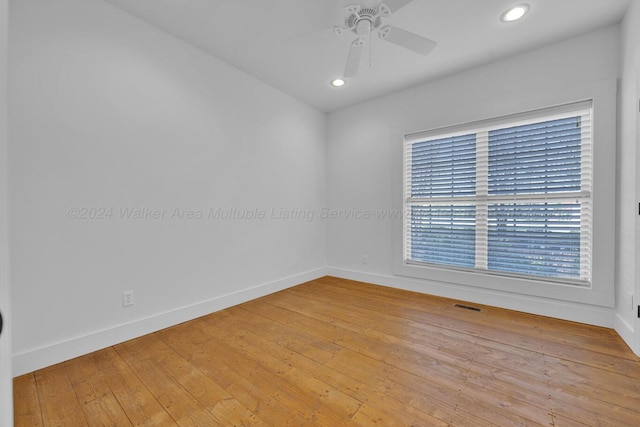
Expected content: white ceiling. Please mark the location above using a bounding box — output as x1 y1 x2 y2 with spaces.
102 0 630 113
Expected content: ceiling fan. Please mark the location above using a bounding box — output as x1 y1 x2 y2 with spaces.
334 0 437 78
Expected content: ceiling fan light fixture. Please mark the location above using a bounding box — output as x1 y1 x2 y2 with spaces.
331 78 346 87
501 4 530 23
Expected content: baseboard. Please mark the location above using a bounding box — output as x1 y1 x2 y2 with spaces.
326 268 616 328
13 268 328 377
614 313 639 356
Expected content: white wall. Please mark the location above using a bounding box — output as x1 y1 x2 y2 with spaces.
9 0 327 375
0 0 13 422
327 26 620 327
618 1 640 354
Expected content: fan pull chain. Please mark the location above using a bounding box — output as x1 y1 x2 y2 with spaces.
369 30 372 68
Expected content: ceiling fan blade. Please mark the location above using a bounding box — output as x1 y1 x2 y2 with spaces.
289 0 348 42
378 25 437 56
288 25 345 44
379 0 414 14
344 38 365 77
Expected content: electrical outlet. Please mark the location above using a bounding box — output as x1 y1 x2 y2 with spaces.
123 290 134 307
362 255 368 264
293 256 299 268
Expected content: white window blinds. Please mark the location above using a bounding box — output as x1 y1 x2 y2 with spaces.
403 100 593 285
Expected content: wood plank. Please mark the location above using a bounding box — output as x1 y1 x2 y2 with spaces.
195 316 361 425
309 277 627 356
91 347 175 426
14 276 640 426
114 339 224 426
13 374 44 427
250 291 552 424
294 280 640 376
65 355 132 426
122 332 267 426
205 307 457 426
157 320 314 426
34 363 88 426
313 277 638 361
236 299 495 425
266 286 637 422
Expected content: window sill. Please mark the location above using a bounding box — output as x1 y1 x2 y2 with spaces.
393 259 613 308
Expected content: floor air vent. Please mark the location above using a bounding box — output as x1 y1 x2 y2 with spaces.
454 304 482 312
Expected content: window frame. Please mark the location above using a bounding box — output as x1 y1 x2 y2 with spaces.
403 101 593 286
392 81 616 308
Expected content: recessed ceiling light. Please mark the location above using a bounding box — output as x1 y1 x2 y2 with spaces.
501 4 529 23
331 78 346 87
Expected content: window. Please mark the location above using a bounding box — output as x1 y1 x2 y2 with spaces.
403 101 593 285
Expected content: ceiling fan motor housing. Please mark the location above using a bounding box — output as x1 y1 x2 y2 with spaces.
345 5 384 35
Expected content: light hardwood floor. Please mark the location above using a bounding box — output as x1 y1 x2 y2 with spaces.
13 276 640 426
